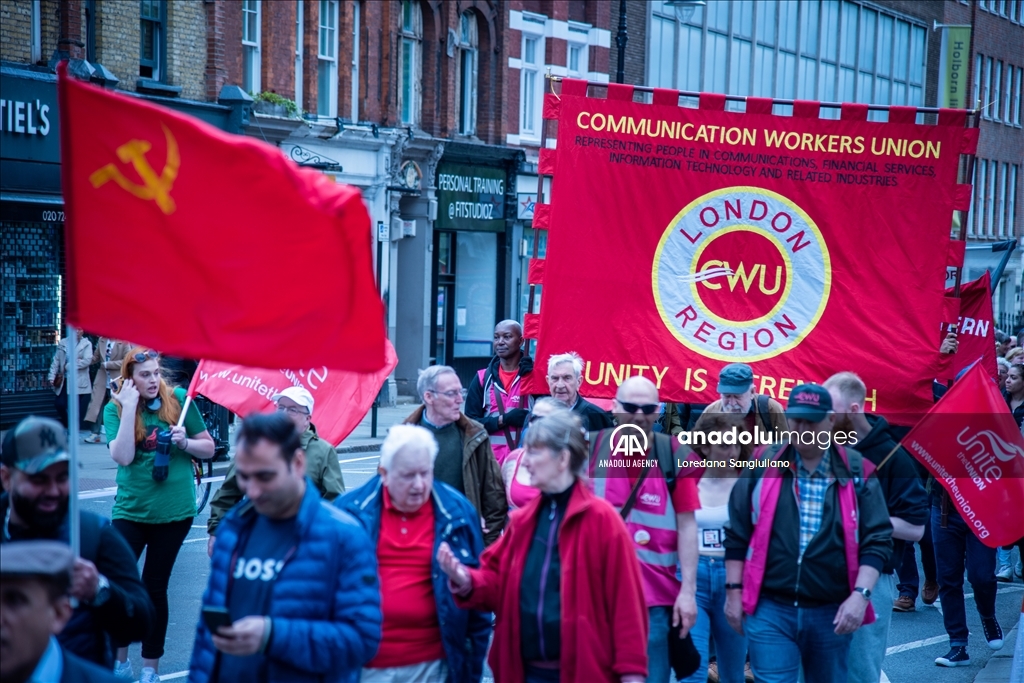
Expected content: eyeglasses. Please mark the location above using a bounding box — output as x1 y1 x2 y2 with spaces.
619 402 659 415
276 404 310 416
132 350 159 362
430 389 467 400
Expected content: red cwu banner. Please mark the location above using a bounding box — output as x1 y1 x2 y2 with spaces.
530 82 975 420
902 362 1024 548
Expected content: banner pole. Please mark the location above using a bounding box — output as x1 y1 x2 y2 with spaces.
525 74 557 358
66 325 81 559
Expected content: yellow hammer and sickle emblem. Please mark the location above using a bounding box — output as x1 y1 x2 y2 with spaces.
89 124 180 215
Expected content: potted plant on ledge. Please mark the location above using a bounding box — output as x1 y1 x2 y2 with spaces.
251 91 300 118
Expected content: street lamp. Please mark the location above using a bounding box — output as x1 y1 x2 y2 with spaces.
618 1 705 84
666 0 706 24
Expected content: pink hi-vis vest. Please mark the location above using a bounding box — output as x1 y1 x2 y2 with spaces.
475 367 526 465
589 430 681 607
742 445 877 626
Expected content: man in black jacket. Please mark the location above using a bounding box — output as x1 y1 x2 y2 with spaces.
1 540 120 683
825 372 927 683
0 417 153 670
544 352 613 432
723 384 893 683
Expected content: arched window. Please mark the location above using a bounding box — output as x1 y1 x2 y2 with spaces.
399 0 422 126
457 11 478 135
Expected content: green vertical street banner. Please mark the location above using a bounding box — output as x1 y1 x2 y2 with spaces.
938 26 972 109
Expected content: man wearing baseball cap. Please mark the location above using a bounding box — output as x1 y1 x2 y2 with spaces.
722 384 893 683
693 363 788 437
206 387 345 554
0 417 153 671
1 540 120 682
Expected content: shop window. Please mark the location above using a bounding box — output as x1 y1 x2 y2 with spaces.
242 0 261 94
1 220 64 399
318 0 339 117
454 232 497 358
457 11 478 135
139 0 165 80
399 0 422 126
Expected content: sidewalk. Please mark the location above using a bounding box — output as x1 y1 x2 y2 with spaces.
974 624 1018 682
336 397 417 454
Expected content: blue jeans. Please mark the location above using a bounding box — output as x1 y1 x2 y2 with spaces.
931 505 997 646
847 572 896 683
648 606 672 683
897 510 937 598
681 557 747 683
745 599 851 683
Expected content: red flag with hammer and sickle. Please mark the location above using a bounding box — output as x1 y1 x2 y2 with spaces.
57 64 386 372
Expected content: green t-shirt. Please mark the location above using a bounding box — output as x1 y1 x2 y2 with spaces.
104 387 207 523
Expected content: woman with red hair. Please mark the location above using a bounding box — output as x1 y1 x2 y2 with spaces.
104 348 214 683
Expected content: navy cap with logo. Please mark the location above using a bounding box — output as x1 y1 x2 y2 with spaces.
717 363 755 394
0 416 70 475
785 384 833 423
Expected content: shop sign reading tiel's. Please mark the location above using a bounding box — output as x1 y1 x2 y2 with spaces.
0 71 59 163
436 163 506 231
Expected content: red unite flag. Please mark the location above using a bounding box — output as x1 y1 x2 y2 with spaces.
903 362 1024 548
58 65 385 372
188 340 398 446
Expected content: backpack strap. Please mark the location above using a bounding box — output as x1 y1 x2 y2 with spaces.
653 433 677 493
755 394 772 432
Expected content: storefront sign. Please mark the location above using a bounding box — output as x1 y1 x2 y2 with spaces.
436 163 506 231
517 192 537 220
0 71 59 164
938 26 971 109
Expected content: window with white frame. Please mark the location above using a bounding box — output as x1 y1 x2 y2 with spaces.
994 61 1003 121
351 1 360 122
998 162 1008 237
648 0 926 117
457 11 478 135
317 0 338 117
519 17 545 141
974 54 983 111
1004 63 1013 123
973 160 986 236
983 57 993 119
568 23 590 78
1014 67 1022 125
1008 165 1019 235
986 160 997 236
398 0 422 126
140 0 165 80
30 0 41 64
242 0 261 93
295 0 303 107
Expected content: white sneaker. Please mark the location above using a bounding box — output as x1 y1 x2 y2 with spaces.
996 565 1013 581
140 667 160 683
113 660 133 680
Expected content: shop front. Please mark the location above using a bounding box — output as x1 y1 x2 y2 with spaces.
1 65 250 428
430 144 522 386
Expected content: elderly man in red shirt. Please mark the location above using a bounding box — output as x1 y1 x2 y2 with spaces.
338 425 492 683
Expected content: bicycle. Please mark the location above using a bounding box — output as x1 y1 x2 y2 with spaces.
193 457 214 514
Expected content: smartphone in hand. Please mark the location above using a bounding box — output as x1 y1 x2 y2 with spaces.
202 606 232 634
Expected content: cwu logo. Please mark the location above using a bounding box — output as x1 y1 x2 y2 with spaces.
652 187 832 362
610 424 649 457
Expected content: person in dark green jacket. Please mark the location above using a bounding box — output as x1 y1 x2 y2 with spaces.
206 386 344 554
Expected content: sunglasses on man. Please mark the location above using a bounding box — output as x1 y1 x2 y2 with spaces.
619 402 659 415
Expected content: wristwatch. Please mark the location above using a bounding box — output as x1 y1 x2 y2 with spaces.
89 574 111 607
853 586 871 601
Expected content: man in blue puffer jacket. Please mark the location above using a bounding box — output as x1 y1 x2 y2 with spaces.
338 424 491 683
188 413 381 683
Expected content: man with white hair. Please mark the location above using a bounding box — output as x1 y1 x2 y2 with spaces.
404 366 507 545
206 386 345 554
545 352 614 432
338 425 492 683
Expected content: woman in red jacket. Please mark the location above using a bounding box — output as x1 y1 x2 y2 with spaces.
438 408 649 683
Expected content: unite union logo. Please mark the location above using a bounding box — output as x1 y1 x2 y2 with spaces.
652 187 832 362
